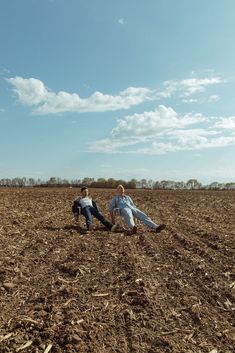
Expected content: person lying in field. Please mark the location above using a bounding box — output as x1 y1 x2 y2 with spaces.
72 186 117 232
109 184 166 235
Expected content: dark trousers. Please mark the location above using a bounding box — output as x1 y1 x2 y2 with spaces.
82 206 113 230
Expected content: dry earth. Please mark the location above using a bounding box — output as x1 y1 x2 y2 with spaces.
0 188 234 353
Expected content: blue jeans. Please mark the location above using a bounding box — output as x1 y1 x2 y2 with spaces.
82 206 113 229
121 207 158 229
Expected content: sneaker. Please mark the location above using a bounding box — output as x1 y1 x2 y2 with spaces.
131 225 137 234
111 224 117 232
88 224 93 231
155 224 166 233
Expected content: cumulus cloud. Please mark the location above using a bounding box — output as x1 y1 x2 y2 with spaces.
89 105 235 154
111 105 206 139
7 77 153 114
7 77 50 105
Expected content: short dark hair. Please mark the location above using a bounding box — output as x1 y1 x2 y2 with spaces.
81 186 88 192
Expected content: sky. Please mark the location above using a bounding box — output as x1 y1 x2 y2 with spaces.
0 0 235 183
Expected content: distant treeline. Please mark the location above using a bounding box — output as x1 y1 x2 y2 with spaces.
0 177 235 190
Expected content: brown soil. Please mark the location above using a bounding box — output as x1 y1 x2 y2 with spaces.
0 188 234 353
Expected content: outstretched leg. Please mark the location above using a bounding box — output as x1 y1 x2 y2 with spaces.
131 208 158 229
90 206 113 230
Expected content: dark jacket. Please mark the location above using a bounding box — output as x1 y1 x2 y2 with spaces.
72 198 101 215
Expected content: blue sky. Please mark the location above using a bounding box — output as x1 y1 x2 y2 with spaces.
1 0 235 183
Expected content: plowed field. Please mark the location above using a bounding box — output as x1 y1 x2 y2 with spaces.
0 188 234 353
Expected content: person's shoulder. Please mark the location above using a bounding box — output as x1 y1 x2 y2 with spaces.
126 195 133 200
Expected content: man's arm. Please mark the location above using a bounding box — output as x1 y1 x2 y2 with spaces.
127 195 135 207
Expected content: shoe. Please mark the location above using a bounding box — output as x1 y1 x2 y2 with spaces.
111 224 117 232
155 224 166 233
88 224 93 231
131 225 137 234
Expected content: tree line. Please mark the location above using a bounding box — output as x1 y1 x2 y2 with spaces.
0 177 234 190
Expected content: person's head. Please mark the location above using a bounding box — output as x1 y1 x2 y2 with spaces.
81 186 89 197
117 184 125 196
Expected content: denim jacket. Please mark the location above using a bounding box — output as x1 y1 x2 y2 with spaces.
109 195 135 212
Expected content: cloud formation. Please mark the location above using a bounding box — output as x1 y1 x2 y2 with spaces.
160 77 222 98
89 105 235 154
215 117 235 130
6 74 231 155
7 74 222 114
7 77 153 114
111 105 206 139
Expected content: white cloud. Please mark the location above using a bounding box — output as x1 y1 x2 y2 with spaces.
182 94 220 104
180 77 222 96
7 73 223 114
7 77 50 105
88 105 235 154
88 105 207 153
215 117 235 130
166 128 219 138
7 77 153 114
166 128 221 150
160 77 222 98
134 135 235 155
111 105 206 139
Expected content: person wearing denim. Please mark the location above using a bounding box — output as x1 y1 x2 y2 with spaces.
109 185 166 234
72 186 117 232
